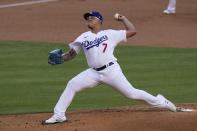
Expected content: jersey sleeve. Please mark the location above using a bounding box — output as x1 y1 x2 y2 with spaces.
69 35 83 54
111 30 127 44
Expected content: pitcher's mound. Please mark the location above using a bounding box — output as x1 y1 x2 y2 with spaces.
0 103 197 131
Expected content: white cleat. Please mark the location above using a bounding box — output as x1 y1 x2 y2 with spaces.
157 94 177 112
44 115 66 124
163 9 176 15
176 107 195 112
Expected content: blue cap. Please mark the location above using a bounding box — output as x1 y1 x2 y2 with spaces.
84 11 103 23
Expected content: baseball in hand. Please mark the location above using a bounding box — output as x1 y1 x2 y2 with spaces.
114 13 120 20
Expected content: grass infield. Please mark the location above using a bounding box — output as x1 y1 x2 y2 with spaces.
0 41 196 115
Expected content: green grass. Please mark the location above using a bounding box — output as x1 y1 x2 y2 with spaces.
0 41 197 115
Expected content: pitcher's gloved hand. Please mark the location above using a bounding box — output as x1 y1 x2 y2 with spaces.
48 49 64 65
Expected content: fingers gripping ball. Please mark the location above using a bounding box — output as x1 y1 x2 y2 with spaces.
114 13 120 20
48 49 64 65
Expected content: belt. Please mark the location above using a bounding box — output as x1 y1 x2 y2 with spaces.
93 62 114 71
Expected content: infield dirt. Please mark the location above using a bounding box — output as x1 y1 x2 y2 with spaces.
0 104 197 131
0 0 197 131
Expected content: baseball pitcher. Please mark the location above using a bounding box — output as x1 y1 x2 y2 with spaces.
45 11 177 124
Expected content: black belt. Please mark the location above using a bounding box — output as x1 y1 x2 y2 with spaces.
93 62 114 71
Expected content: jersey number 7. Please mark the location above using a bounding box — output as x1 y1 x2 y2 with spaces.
102 43 107 53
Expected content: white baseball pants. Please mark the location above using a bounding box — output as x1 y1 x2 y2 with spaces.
54 62 164 117
167 0 176 11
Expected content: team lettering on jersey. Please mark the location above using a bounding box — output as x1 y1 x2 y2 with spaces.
82 35 108 50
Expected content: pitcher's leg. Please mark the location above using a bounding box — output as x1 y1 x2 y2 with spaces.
54 68 99 118
103 67 176 111
163 0 176 14
102 65 164 108
167 0 176 11
106 75 162 107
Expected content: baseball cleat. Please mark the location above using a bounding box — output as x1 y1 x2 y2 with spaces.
44 115 66 124
176 107 195 112
157 94 177 112
163 9 176 14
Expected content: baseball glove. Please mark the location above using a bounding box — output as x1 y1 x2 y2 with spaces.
48 49 64 65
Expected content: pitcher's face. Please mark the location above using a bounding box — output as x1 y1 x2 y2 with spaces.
87 16 101 29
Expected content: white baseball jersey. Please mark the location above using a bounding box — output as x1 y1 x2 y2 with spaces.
69 29 127 68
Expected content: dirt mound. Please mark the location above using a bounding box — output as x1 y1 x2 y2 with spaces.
0 104 196 131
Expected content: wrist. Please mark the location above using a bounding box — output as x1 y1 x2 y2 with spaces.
121 16 127 21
